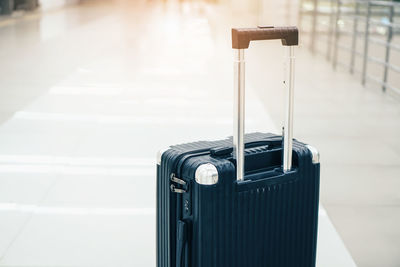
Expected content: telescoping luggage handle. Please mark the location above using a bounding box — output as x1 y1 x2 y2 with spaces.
232 26 298 181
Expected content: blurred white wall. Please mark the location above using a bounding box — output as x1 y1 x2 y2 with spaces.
228 0 299 27
39 0 80 10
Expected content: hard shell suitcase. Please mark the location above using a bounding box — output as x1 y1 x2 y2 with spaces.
157 26 320 267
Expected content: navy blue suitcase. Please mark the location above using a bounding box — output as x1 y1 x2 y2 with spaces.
157 26 320 267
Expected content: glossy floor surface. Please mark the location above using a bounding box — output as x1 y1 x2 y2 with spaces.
0 0 398 266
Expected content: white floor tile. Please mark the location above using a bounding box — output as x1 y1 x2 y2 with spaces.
0 212 31 259
0 214 155 267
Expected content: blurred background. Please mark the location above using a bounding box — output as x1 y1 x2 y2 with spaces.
0 0 399 266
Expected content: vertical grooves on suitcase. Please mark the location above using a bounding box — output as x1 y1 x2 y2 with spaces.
157 133 319 267
158 149 177 267
158 152 166 267
163 153 169 267
193 143 319 267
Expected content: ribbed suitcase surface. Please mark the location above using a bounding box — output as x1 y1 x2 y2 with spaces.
157 133 320 267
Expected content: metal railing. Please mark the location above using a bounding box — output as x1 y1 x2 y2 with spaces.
299 0 400 94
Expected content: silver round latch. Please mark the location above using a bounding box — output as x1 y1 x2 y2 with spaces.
195 163 219 185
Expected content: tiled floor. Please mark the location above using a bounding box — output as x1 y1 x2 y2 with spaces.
0 0 396 266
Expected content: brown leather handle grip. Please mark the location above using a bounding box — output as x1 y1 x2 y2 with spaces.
231 26 299 49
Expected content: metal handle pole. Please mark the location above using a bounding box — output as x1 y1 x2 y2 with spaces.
362 2 371 86
283 46 295 172
233 49 245 181
234 46 294 178
350 1 360 74
333 0 342 70
382 5 394 92
327 0 335 60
